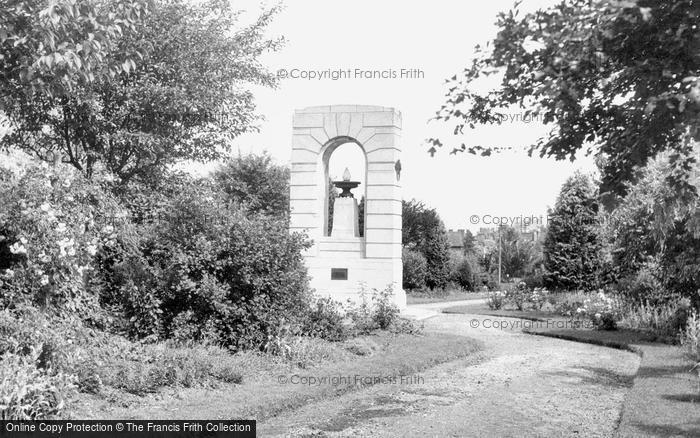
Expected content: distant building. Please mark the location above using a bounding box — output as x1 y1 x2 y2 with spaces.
447 229 466 255
520 229 541 242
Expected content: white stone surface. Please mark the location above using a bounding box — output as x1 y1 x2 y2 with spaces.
290 105 405 309
331 197 359 238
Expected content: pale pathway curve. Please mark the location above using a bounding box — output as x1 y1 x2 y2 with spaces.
259 304 641 438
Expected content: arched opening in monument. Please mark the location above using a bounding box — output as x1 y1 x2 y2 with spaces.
322 139 366 238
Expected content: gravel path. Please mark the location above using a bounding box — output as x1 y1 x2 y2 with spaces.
259 310 640 437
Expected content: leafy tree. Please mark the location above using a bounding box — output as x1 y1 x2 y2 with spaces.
606 154 700 303
1 0 148 102
213 152 290 217
463 229 476 255
499 226 538 279
430 0 700 204
451 257 476 291
402 199 451 289
543 172 604 290
3 0 281 183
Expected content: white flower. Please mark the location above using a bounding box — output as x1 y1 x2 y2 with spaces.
40 202 51 212
67 247 76 257
56 222 67 233
9 242 27 255
57 237 75 257
40 275 50 286
86 245 98 257
594 313 601 319
40 253 52 263
2 269 14 278
102 225 114 235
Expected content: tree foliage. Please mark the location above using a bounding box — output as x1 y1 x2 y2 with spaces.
499 226 539 279
1 0 148 102
214 152 290 217
2 0 281 183
431 0 700 202
402 199 450 290
402 248 427 290
543 172 604 290
606 154 700 302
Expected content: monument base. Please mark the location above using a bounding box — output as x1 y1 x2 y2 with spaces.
305 245 405 309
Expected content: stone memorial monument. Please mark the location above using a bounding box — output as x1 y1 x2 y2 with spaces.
289 105 405 308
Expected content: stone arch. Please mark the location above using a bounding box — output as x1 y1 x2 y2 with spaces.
289 105 405 308
319 136 367 237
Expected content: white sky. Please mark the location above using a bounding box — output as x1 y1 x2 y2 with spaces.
193 0 597 231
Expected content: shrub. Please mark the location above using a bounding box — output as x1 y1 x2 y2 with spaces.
528 287 549 310
343 338 380 356
387 317 424 335
486 278 500 291
0 161 122 314
373 285 401 330
505 282 528 311
0 349 75 420
681 310 700 362
402 249 427 290
302 297 349 341
345 285 403 334
451 258 475 291
619 298 691 339
522 272 544 289
550 290 591 317
576 290 621 330
487 291 505 310
616 263 668 306
263 323 350 369
95 181 312 350
101 343 246 395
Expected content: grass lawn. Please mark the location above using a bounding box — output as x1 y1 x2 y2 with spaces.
523 326 700 437
70 331 483 421
406 290 487 305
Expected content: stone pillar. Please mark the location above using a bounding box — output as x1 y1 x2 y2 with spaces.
331 197 359 238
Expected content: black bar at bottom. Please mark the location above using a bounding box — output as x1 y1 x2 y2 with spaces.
0 420 256 438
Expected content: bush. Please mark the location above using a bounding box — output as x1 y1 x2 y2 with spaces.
104 343 246 394
528 287 549 310
550 290 591 317
0 350 75 420
505 282 528 311
95 181 312 350
487 291 505 310
616 263 668 306
576 290 621 330
302 297 349 342
345 285 404 334
343 338 380 356
681 310 700 362
522 272 544 289
619 298 692 339
451 258 475 291
0 161 122 314
402 249 427 290
486 278 500 291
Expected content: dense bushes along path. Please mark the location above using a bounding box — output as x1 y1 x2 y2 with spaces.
260 307 640 437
